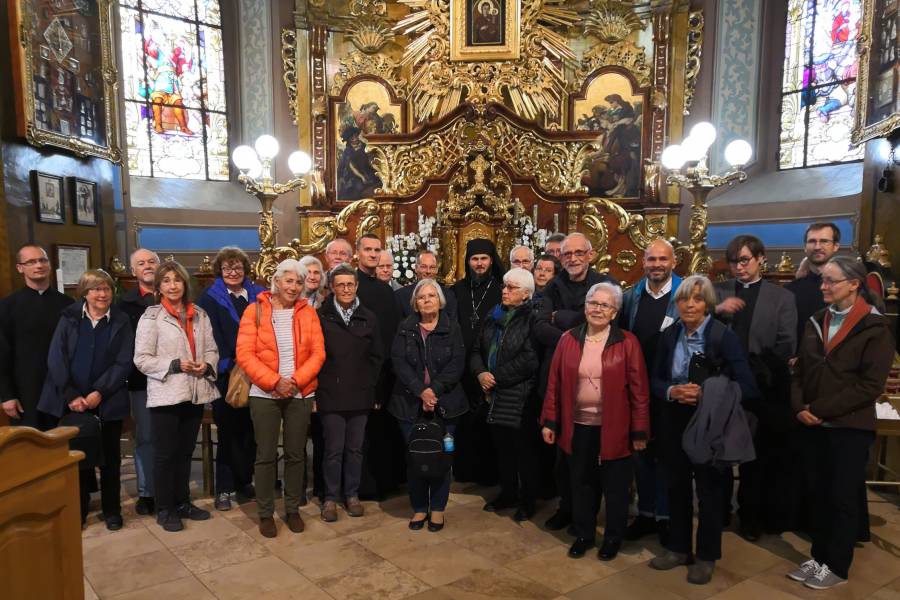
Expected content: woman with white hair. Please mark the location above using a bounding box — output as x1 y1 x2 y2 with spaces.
471 267 541 520
390 278 467 531
299 255 327 309
541 281 649 561
236 259 325 538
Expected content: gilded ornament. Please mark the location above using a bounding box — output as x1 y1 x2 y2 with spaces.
577 41 652 89
683 10 703 115
330 0 406 96
108 256 126 276
584 0 644 44
776 252 796 274
198 256 213 274
282 29 299 124
866 234 892 268
616 249 638 272
851 0 900 145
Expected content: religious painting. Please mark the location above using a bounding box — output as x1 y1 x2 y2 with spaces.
333 80 401 200
70 178 98 226
852 0 900 144
31 171 65 224
573 73 644 198
56 244 90 288
119 0 229 180
450 0 520 61
9 0 121 162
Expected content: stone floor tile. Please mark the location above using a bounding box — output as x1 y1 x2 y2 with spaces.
197 555 323 600
389 540 501 587
350 519 448 559
625 560 743 600
315 559 431 600
505 546 618 593
437 566 559 600
84 549 191 598
453 525 573 565
750 559 881 600
82 527 166 567
269 536 381 580
84 577 99 600
565 570 687 600
706 579 803 600
107 575 216 600
147 513 244 548
169 531 269 574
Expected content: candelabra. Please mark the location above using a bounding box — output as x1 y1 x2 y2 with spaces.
231 135 312 280
661 122 752 274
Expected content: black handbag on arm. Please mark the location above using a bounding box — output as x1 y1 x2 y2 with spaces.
406 409 452 482
58 411 104 470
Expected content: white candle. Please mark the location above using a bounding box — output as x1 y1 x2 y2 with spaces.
56 268 64 294
400 213 406 236
533 204 538 225
553 213 559 232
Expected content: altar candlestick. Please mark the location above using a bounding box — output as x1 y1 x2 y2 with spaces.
400 213 406 236
553 213 559 232
533 204 538 225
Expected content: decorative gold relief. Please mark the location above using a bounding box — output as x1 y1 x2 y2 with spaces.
447 150 513 220
577 2 650 89
282 29 299 125
330 0 406 97
776 252 796 274
578 42 652 90
683 10 703 116
851 0 900 145
584 0 643 44
616 249 638 271
580 198 667 273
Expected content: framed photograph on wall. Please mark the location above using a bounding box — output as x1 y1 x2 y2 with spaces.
70 178 98 226
852 0 900 145
56 244 90 288
450 0 520 61
31 171 65 224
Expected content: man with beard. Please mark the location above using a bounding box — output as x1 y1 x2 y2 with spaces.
395 250 457 320
535 232 614 531
785 223 841 341
451 239 505 484
619 239 681 545
354 233 403 498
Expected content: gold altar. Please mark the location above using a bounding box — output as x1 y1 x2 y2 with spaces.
260 0 705 284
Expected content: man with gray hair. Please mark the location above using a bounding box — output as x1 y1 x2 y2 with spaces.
509 245 535 270
544 233 565 259
395 250 457 319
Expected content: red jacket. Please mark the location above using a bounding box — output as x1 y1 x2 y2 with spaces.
541 324 649 461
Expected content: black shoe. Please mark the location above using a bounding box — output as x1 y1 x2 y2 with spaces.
409 517 427 530
597 539 621 561
427 516 445 532
157 510 184 532
483 495 517 512
176 502 211 521
568 537 594 558
739 521 762 542
514 504 535 522
135 496 155 515
105 514 123 531
625 515 657 540
544 509 572 531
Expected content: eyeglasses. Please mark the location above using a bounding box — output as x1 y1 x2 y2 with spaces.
511 259 533 267
586 300 616 312
18 257 50 267
561 250 589 260
88 286 113 294
820 277 848 287
502 284 522 291
333 282 356 290
221 265 244 274
805 238 835 247
727 256 755 266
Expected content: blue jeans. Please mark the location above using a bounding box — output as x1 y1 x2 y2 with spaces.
130 390 154 497
634 443 668 520
400 420 456 514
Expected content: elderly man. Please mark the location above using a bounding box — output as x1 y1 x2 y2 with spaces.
619 238 681 544
395 250 457 319
535 232 614 531
116 248 161 514
324 238 354 271
0 245 73 429
509 245 535 271
543 233 565 259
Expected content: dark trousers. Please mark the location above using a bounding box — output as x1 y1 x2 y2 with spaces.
634 441 669 520
303 412 326 500
736 424 795 532
570 424 632 542
664 448 729 561
454 380 498 486
400 420 456 513
150 402 203 513
321 410 368 502
555 447 572 516
212 398 256 494
492 421 540 507
79 419 123 521
810 427 874 579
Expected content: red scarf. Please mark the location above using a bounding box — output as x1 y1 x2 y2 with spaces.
822 295 870 354
162 297 196 360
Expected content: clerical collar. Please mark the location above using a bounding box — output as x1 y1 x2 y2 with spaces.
737 277 762 289
229 288 248 301
82 303 111 328
645 277 673 300
26 285 50 295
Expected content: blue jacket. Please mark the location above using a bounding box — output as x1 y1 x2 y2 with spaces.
38 302 134 422
196 277 265 384
620 274 682 331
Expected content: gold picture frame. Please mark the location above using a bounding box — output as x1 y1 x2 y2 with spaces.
851 0 900 145
8 0 122 162
450 0 520 62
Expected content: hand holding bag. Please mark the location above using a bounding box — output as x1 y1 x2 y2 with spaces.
225 303 261 408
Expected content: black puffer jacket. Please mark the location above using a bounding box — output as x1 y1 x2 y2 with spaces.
389 311 468 422
470 302 540 429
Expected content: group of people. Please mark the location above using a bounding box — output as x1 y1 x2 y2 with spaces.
0 221 893 589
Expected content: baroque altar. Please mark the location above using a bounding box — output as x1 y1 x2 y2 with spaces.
256 0 706 284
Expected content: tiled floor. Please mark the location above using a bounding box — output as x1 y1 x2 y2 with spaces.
82 462 900 600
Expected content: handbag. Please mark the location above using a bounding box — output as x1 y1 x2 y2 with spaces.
59 411 103 470
225 302 261 408
407 410 452 481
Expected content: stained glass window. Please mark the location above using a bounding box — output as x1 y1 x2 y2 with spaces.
119 1 229 180
780 0 864 169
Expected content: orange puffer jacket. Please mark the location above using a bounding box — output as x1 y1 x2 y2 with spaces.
235 291 325 396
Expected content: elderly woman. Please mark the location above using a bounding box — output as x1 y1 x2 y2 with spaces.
236 259 325 538
541 282 649 561
390 278 467 531
376 250 402 291
39 269 134 530
648 275 757 585
197 247 265 511
299 255 327 309
471 267 541 520
786 257 893 590
298 254 327 502
316 264 384 522
134 262 220 532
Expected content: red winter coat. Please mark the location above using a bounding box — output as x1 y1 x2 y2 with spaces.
541 323 649 461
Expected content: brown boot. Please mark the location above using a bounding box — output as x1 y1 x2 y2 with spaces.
259 516 277 538
345 497 364 518
287 512 305 533
321 500 338 522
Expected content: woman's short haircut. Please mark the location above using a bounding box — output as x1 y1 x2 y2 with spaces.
328 263 358 287
411 278 447 310
77 269 115 298
674 275 716 311
827 255 882 309
154 261 192 303
212 246 252 278
271 259 308 295
585 281 623 310
725 235 765 262
299 255 325 290
503 268 535 298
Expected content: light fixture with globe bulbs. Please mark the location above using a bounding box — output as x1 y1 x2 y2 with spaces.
660 122 753 275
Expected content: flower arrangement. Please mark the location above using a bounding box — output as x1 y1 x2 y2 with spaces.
513 213 550 258
385 207 441 286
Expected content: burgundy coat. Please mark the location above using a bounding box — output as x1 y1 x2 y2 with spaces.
541 323 649 461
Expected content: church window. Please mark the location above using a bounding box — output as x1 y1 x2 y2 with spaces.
779 0 864 169
119 0 229 180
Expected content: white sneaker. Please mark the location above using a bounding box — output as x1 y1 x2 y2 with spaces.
803 563 847 590
786 559 820 582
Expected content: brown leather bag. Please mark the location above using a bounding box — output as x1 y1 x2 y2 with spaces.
225 303 261 408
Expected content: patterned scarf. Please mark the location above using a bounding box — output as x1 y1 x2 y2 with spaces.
162 297 196 360
487 303 517 371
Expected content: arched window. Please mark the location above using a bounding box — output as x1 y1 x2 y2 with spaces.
119 1 229 180
779 0 864 169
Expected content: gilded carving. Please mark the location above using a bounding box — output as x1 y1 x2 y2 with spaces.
580 198 669 273
683 9 703 115
282 29 299 125
584 0 644 44
616 249 638 271
330 0 406 97
577 2 650 89
447 150 513 220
